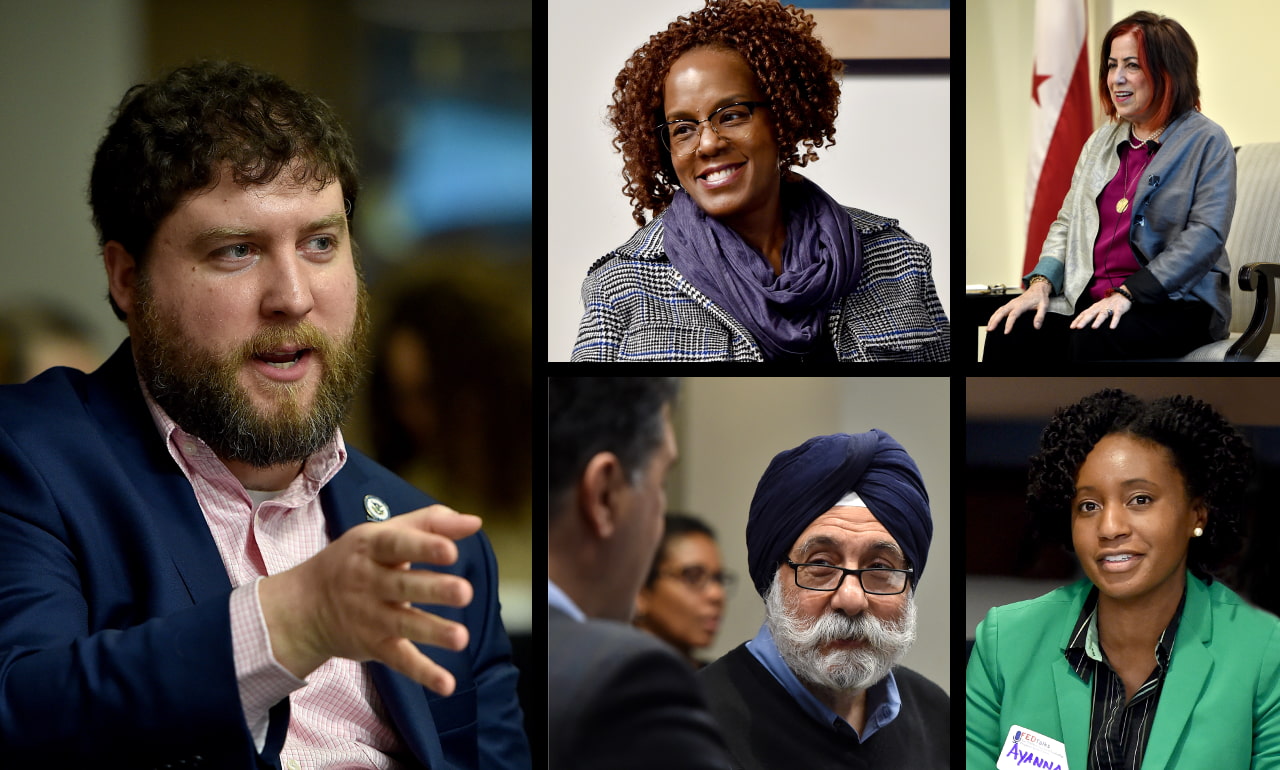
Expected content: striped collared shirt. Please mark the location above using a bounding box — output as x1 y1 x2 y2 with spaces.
1064 586 1185 770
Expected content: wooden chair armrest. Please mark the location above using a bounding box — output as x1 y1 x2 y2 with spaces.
1227 262 1280 361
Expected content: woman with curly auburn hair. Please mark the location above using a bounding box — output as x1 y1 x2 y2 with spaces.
570 0 949 363
967 389 1280 768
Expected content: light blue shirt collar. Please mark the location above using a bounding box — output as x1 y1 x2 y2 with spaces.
746 622 901 742
548 579 587 622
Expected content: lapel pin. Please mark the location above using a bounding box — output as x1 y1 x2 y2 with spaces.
364 495 391 522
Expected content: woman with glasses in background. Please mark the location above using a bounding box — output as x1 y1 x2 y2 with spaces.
570 0 949 363
634 514 734 669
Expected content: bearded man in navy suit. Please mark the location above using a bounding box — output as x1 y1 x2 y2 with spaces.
0 61 529 769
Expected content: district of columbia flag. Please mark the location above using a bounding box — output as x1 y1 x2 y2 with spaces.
1024 0 1093 276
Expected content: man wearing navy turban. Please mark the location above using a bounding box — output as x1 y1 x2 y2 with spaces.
696 430 949 768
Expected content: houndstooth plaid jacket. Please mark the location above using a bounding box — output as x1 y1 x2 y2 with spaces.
571 206 950 362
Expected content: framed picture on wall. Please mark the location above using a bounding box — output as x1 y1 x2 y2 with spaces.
802 0 949 68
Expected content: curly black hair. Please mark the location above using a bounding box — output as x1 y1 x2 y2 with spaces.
609 0 843 226
89 60 359 320
1027 388 1252 582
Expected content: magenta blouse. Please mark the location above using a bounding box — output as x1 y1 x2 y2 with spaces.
1088 139 1160 303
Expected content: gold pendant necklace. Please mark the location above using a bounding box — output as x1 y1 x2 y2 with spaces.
1115 124 1161 215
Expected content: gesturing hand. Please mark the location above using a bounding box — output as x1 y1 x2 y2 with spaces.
259 505 483 697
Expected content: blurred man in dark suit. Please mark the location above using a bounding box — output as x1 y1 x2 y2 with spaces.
548 377 730 769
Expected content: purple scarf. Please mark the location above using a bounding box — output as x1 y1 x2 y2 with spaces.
663 176 864 360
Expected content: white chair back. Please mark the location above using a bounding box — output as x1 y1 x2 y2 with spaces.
1226 143 1280 333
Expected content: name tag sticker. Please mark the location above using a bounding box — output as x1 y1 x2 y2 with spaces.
996 725 1068 770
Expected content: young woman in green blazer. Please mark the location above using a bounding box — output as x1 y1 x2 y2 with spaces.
967 389 1280 769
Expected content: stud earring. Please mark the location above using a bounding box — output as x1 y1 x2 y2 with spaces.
1193 527 1204 537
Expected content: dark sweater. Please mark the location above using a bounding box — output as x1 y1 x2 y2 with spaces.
697 642 948 769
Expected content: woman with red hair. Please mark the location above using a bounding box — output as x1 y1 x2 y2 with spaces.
985 11 1233 362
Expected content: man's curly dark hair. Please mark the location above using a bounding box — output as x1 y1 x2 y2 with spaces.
89 60 360 320
609 0 843 226
1027 389 1252 583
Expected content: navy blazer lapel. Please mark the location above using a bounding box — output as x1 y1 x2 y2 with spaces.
319 456 373 540
320 463 446 767
368 663 447 768
85 341 231 604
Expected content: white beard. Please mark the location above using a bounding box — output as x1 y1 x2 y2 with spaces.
763 570 917 694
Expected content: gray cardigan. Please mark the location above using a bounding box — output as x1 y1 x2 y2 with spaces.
1027 110 1236 340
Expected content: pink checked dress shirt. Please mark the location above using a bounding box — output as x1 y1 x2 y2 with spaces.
142 388 410 769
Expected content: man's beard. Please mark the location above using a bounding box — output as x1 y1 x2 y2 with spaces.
132 277 370 470
764 570 917 694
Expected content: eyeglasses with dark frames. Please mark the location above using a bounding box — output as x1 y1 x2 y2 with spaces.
785 560 912 595
655 101 770 156
657 565 737 595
